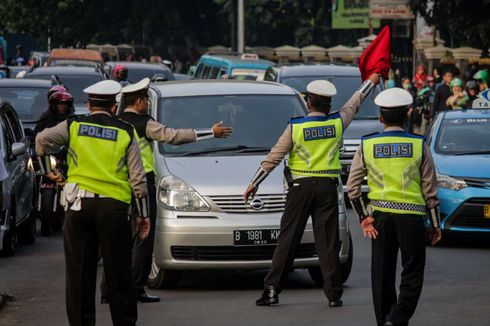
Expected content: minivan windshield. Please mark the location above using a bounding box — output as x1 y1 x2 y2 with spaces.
281 76 379 119
435 117 490 155
158 95 307 156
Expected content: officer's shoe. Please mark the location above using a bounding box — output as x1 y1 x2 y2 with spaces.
255 286 280 306
328 299 343 307
137 292 160 303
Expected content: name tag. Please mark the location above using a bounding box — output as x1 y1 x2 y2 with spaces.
78 124 118 141
373 143 413 158
303 125 336 141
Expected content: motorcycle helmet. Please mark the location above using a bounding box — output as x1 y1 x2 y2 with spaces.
465 80 478 91
113 64 128 81
49 90 73 108
449 78 464 90
47 85 69 100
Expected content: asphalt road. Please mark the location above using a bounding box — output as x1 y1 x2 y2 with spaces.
1 210 490 326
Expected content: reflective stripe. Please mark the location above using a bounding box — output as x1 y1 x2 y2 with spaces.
290 168 340 175
370 200 426 213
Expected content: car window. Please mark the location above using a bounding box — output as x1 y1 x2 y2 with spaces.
210 67 220 79
126 68 173 83
0 111 16 157
201 66 211 79
0 87 48 122
264 69 277 82
281 75 380 119
435 117 490 155
27 74 103 104
158 94 306 155
3 108 23 141
194 64 204 78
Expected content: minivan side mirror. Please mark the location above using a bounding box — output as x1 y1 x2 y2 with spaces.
11 142 27 157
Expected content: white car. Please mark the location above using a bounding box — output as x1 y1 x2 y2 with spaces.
125 80 353 288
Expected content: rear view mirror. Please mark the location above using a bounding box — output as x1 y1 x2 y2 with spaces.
12 142 27 157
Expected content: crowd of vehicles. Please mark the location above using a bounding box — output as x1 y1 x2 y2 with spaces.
0 47 488 294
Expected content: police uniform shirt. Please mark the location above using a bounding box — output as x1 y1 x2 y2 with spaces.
35 111 148 198
346 126 439 209
123 108 197 144
261 91 365 173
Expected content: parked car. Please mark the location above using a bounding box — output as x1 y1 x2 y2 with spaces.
119 80 353 288
104 61 175 82
0 100 37 256
426 109 490 235
24 66 105 114
264 63 383 196
193 54 274 80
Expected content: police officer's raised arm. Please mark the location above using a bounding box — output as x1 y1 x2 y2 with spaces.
339 73 380 128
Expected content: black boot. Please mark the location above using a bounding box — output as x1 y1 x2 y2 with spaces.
255 286 280 306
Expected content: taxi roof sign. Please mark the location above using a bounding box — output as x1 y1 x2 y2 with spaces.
240 53 259 60
472 89 490 109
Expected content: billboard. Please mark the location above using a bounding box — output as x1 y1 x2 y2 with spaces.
332 0 380 29
369 0 414 19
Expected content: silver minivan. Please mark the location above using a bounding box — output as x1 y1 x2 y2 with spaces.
134 80 352 288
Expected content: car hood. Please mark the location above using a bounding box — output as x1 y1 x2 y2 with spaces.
163 155 285 196
343 119 383 139
433 153 490 178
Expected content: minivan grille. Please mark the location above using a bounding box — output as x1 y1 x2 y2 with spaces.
208 194 286 213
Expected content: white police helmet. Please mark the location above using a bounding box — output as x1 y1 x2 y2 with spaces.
306 80 337 97
83 80 121 97
374 88 413 108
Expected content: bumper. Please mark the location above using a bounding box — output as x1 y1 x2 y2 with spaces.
153 209 350 270
436 187 490 233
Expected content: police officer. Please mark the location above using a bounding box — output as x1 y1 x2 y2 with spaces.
346 87 442 326
115 77 232 302
36 80 150 326
244 73 380 307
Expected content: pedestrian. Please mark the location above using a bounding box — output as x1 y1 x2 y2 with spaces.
432 69 454 115
347 87 442 326
35 80 150 326
412 64 427 91
446 78 469 110
426 75 436 90
401 77 416 99
432 67 442 84
101 77 232 303
465 80 479 107
244 73 380 307
473 69 489 94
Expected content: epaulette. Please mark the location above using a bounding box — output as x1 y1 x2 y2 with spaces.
288 115 305 124
361 132 380 139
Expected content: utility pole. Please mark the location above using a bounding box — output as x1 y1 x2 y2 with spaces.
230 0 237 52
237 0 244 53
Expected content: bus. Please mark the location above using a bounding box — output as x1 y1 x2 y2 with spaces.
193 53 274 80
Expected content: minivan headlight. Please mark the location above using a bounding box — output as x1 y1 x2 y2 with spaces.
158 175 210 211
437 173 467 190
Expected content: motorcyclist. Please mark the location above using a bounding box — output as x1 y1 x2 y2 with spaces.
113 64 129 86
473 69 489 94
446 78 469 110
465 80 479 107
34 89 74 137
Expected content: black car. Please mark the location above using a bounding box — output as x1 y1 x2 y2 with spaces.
104 61 175 82
24 66 106 114
264 63 383 193
0 79 53 131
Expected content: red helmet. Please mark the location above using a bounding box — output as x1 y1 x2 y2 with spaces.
47 85 68 100
48 90 73 107
113 64 128 80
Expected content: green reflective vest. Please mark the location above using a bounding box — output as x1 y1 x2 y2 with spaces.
67 115 133 203
288 114 343 177
118 111 156 174
362 131 426 215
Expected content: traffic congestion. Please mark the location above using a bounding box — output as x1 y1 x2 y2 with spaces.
1 1 490 326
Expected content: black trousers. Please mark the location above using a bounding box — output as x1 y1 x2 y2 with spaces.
264 177 343 301
132 172 157 294
64 198 136 326
371 211 426 326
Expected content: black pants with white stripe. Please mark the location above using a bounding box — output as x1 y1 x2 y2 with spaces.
371 211 426 326
264 177 343 301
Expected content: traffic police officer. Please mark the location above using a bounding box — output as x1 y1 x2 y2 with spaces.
115 78 232 302
347 87 442 326
244 73 380 307
36 80 150 326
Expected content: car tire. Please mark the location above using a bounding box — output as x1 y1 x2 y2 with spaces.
308 233 354 286
0 210 16 257
17 212 36 245
147 259 182 289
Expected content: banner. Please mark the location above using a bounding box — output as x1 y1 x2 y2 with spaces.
369 0 414 19
332 0 380 29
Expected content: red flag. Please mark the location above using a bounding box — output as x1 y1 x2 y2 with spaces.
359 26 391 81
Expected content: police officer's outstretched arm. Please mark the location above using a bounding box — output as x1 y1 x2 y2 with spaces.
146 119 232 144
126 136 151 239
339 73 381 128
35 120 70 180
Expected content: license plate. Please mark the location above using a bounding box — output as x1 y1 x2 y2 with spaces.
484 205 490 218
233 229 280 246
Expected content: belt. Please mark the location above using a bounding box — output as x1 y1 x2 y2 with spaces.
79 190 109 199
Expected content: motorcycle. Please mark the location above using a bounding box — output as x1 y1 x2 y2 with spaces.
37 146 67 236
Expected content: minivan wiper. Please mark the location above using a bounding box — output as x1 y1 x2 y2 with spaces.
181 145 270 156
453 150 490 156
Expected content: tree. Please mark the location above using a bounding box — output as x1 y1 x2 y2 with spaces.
408 0 490 53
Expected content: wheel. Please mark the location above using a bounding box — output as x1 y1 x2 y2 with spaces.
40 189 56 236
308 233 354 286
17 212 36 245
0 210 16 257
147 258 182 289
